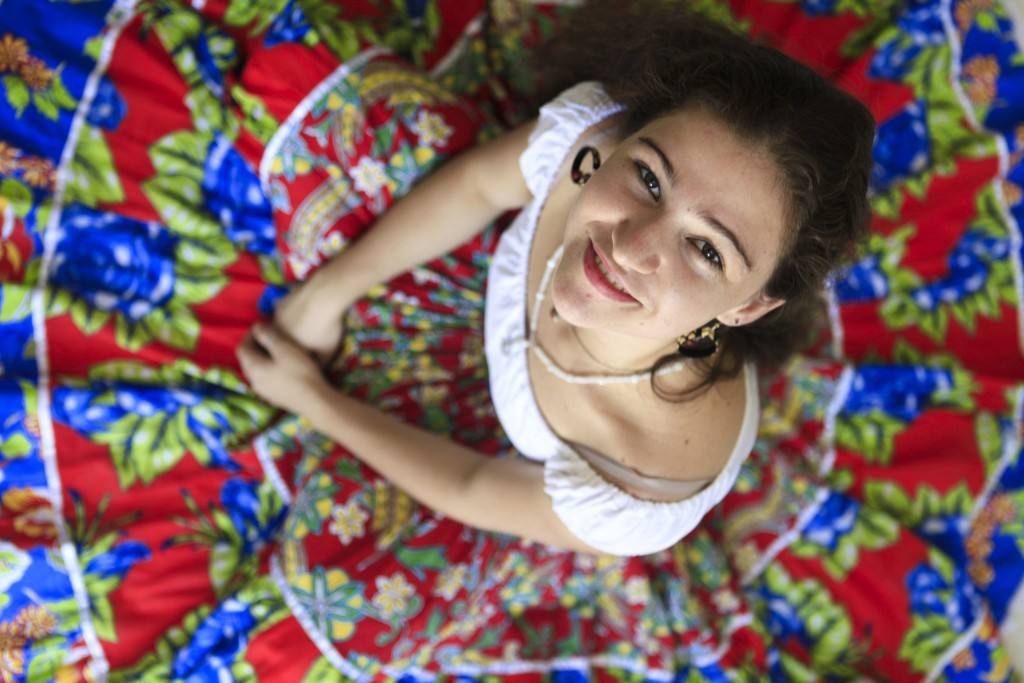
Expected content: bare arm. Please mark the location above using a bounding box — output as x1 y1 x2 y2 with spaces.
276 122 535 358
236 324 598 554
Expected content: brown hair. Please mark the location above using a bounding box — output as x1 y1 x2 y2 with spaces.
532 0 875 399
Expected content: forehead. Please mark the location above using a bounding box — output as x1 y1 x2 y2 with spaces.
635 107 789 269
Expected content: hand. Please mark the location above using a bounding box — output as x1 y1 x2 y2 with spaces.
273 276 350 365
236 322 331 415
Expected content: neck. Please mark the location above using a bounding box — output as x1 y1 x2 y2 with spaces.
565 319 676 375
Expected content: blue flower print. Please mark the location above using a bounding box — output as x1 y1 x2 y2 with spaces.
802 0 839 17
84 540 151 579
265 0 311 47
869 0 946 81
872 101 931 192
172 597 257 682
761 586 804 641
189 28 230 100
0 315 36 379
86 76 127 131
843 366 953 422
50 204 177 321
906 563 977 633
916 515 968 566
51 380 242 477
550 670 589 683
908 229 1008 312
833 254 888 304
803 492 859 551
202 136 276 255
220 478 286 556
405 0 429 22
257 283 289 317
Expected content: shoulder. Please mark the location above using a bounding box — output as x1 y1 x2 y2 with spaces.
520 82 627 196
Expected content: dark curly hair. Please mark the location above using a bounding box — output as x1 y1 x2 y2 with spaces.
531 0 875 399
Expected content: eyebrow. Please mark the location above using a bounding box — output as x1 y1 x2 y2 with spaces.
638 136 754 272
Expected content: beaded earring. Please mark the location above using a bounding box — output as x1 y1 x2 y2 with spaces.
676 321 721 358
571 146 601 185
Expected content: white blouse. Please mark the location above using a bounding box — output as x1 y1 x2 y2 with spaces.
483 82 760 556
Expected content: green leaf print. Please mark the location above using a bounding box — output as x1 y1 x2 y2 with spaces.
224 0 292 33
835 410 906 465
761 564 865 676
865 480 975 530
1 178 33 218
232 85 281 146
792 503 900 580
0 433 32 458
65 123 125 207
25 644 68 683
976 411 1012 477
3 74 30 116
68 300 112 336
900 613 956 673
70 359 274 488
0 283 32 323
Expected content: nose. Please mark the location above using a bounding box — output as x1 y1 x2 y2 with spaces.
611 219 662 274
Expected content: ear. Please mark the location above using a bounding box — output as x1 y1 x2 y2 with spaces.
718 293 785 328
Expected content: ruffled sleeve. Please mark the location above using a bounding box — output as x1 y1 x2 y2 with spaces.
519 82 625 198
543 363 761 556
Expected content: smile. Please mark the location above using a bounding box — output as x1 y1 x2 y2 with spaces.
584 241 638 303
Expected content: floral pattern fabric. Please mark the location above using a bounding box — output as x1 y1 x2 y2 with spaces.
0 0 1022 681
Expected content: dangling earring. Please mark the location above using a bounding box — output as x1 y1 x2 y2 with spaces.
571 146 601 185
677 320 721 358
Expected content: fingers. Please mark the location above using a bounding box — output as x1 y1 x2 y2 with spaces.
235 332 264 379
251 322 279 354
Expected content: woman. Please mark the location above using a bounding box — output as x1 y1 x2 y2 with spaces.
236 3 874 557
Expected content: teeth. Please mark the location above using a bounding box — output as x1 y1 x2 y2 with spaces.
594 251 628 294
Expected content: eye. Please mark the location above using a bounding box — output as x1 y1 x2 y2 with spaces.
635 162 660 201
692 239 724 270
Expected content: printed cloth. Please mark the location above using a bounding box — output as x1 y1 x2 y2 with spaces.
0 0 1022 681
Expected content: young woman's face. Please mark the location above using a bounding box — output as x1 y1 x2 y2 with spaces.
551 106 789 341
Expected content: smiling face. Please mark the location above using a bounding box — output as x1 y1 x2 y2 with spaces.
550 105 790 345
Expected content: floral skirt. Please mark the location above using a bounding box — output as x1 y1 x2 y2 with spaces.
0 0 1022 681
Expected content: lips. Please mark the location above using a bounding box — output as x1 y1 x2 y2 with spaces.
583 241 637 303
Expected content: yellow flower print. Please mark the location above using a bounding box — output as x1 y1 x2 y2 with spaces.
0 142 18 175
350 157 391 196
434 563 469 600
0 34 28 74
329 501 369 545
19 157 54 189
1004 180 1023 207
292 567 366 643
372 573 415 618
14 605 56 640
411 111 452 148
53 665 81 683
0 623 26 682
951 646 976 671
3 488 56 539
19 57 52 91
711 588 741 613
962 55 999 107
955 0 994 34
624 576 650 605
